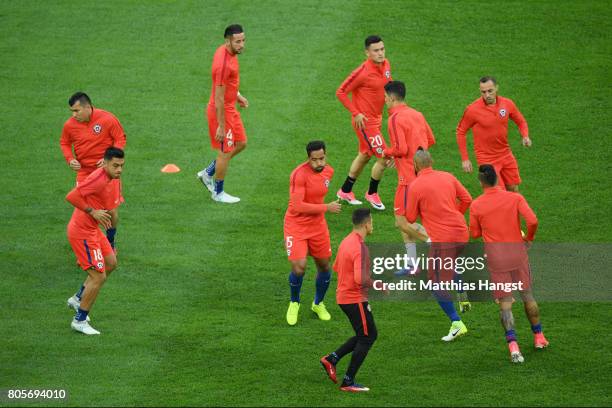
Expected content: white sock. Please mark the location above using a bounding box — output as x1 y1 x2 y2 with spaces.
405 242 417 269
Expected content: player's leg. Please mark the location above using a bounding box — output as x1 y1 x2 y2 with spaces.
106 207 119 250
519 289 549 349
285 233 308 325
499 296 524 363
311 257 332 320
229 113 247 158
337 153 369 205
211 111 244 203
340 302 377 391
363 127 388 210
101 232 117 277
499 155 521 192
198 106 219 192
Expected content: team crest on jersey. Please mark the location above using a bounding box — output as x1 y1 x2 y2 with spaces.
385 70 391 79
227 141 234 147
324 179 330 188
499 109 507 118
376 147 383 154
97 262 104 269
93 124 102 134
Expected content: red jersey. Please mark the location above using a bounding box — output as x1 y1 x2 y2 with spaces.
60 108 126 172
456 96 528 163
284 162 334 236
470 187 538 242
384 104 436 185
406 168 472 242
207 45 240 110
67 168 123 240
334 231 370 304
336 58 392 126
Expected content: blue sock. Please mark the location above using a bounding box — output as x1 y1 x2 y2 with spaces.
314 271 331 305
505 329 517 343
454 273 464 294
75 307 89 322
531 323 542 334
205 159 216 176
437 300 460 322
75 284 85 301
289 272 303 303
215 179 224 194
106 227 117 249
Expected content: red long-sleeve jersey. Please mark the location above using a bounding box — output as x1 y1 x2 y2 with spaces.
334 231 370 304
456 96 528 163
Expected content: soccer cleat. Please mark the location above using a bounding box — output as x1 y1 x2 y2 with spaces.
364 192 385 211
211 191 240 204
311 302 331 321
340 383 370 392
534 332 549 349
196 170 215 193
67 296 90 322
336 189 362 205
71 319 100 335
394 264 416 277
509 341 525 363
286 301 300 326
441 320 468 342
320 356 338 383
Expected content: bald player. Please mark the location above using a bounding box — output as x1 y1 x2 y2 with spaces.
406 149 473 341
456 76 531 192
470 164 549 363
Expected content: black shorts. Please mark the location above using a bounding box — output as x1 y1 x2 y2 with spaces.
339 302 377 339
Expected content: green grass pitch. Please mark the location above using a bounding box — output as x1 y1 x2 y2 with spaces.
1 0 611 406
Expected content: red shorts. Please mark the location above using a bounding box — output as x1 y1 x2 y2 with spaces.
489 261 532 299
393 184 410 216
482 154 521 187
427 242 467 284
68 229 114 273
352 123 387 158
207 105 247 153
284 228 332 261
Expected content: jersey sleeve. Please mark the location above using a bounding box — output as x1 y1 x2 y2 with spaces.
454 176 472 214
60 124 74 163
76 173 105 197
405 185 420 223
456 107 476 161
289 171 327 215
517 195 538 240
110 116 127 149
336 65 366 116
425 119 436 148
384 115 409 157
469 205 482 239
509 100 529 138
212 53 231 87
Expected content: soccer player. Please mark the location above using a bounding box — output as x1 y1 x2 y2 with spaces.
336 35 392 210
284 141 341 326
65 147 125 335
470 165 549 363
406 149 473 341
197 24 249 204
60 92 126 249
320 208 376 392
456 76 532 192
382 81 435 273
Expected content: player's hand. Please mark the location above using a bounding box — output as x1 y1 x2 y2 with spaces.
215 125 225 142
522 137 532 147
69 159 81 171
385 158 395 168
237 94 249 108
326 200 342 214
462 160 473 173
96 158 104 168
91 209 112 229
524 239 533 250
353 113 367 130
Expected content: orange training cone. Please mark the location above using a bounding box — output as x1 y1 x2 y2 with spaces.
161 164 181 173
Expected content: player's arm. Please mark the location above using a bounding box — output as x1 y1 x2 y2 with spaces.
289 173 332 214
336 67 367 128
214 85 226 142
454 177 472 214
425 120 436 148
456 108 476 172
469 208 482 239
352 246 373 289
383 119 408 158
509 101 531 147
237 91 248 108
60 126 80 171
66 188 112 229
110 117 127 149
405 187 420 224
517 195 538 241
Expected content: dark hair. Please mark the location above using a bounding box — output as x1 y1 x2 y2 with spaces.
384 81 406 100
480 76 497 85
352 208 371 226
68 92 91 107
104 147 125 161
306 140 326 156
224 24 243 38
478 164 497 186
365 35 383 48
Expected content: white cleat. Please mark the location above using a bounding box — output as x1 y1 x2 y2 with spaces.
71 319 100 335
211 191 240 204
197 170 215 193
511 351 525 364
67 296 90 322
441 321 468 342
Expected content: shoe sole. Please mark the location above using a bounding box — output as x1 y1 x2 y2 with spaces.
366 200 385 211
196 174 214 193
340 387 369 392
336 194 362 205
